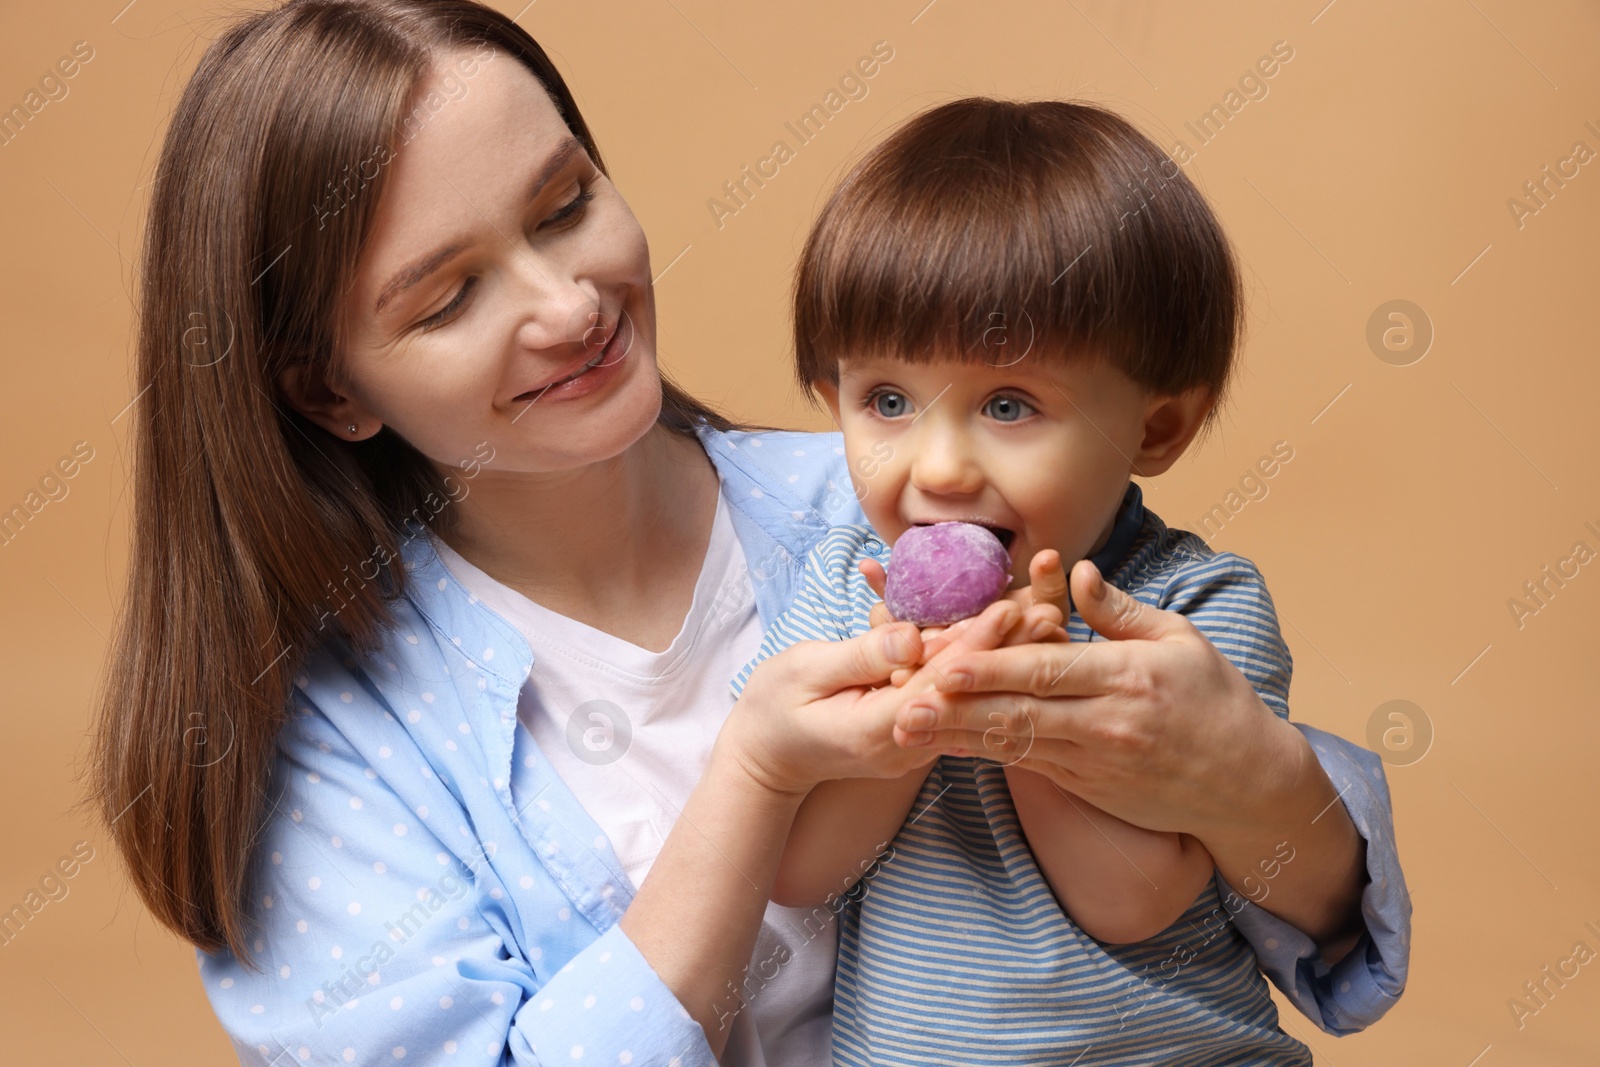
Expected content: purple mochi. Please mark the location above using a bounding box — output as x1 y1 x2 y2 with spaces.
884 522 1013 627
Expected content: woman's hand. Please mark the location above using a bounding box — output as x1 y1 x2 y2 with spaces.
895 558 1280 831
889 558 1368 952
721 599 1029 798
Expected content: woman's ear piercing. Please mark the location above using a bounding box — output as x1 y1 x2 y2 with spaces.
347 424 359 435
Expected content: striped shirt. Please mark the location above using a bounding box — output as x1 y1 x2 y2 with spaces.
733 481 1314 1066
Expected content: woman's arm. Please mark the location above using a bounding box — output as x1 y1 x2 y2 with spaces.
617 748 807 1046
1211 721 1406 1036
1005 765 1216 944
622 621 939 1057
202 695 727 1067
1198 712 1367 954
203 623 945 1067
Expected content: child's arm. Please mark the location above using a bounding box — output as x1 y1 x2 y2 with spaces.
771 600 1057 909
769 768 932 908
979 550 1215 942
1005 764 1216 944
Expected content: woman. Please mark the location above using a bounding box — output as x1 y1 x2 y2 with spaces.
89 2 1408 1064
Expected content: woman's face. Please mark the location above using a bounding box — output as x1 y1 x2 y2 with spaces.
333 49 661 475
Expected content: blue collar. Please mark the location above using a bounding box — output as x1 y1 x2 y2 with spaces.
1088 481 1147 577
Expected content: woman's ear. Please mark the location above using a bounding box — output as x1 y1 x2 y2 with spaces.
1132 385 1215 476
276 363 384 440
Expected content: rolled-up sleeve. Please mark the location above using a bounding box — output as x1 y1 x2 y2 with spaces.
1219 724 1411 1035
200 695 713 1066
504 922 711 1065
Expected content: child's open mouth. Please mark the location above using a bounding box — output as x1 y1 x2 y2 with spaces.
911 521 1017 553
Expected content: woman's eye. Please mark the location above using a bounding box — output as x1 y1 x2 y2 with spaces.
984 395 1034 422
419 275 477 331
540 186 595 229
869 391 911 418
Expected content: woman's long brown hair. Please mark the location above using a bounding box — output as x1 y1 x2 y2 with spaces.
88 0 730 968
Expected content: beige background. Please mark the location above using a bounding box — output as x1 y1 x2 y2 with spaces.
2 0 1597 1062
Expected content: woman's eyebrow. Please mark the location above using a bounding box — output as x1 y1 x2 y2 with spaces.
372 137 587 316
374 242 468 316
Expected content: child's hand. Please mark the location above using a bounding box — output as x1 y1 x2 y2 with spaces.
932 548 1071 658
1006 549 1069 616
859 553 1068 686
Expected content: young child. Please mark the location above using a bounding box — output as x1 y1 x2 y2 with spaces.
730 99 1314 1065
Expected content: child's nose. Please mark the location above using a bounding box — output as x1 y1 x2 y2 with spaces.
909 433 984 497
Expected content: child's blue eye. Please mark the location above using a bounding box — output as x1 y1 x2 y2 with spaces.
870 391 911 418
984 395 1033 422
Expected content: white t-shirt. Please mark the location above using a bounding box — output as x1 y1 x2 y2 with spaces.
433 491 837 1067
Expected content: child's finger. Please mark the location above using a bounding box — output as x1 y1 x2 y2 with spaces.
999 588 1033 608
899 601 1022 694
890 666 915 687
928 601 1019 661
921 602 1057 657
1002 603 1064 646
859 558 888 600
916 623 958 659
1028 550 1068 612
862 560 898 629
992 603 1062 647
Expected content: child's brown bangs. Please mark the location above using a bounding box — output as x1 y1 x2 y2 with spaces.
795 156 1118 379
793 98 1242 408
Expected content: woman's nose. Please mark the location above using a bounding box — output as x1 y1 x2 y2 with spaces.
508 253 602 352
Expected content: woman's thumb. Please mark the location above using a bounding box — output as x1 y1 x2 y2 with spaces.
1071 559 1167 641
797 622 922 692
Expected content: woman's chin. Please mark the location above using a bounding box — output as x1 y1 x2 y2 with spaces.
520 355 666 468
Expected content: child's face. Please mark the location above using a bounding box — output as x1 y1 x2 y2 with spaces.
820 352 1161 588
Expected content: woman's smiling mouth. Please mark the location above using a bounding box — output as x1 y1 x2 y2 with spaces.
511 311 631 406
